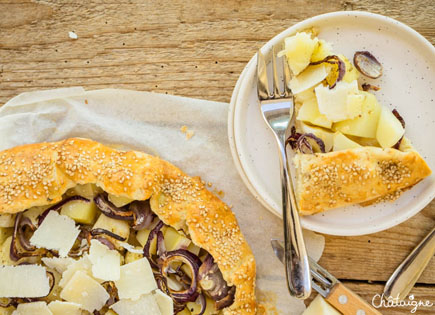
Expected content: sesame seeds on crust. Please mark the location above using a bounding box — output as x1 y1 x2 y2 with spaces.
294 147 431 215
0 138 257 314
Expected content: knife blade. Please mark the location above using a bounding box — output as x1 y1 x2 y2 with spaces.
271 239 382 315
384 226 435 301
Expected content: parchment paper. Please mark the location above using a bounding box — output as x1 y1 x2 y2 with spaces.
0 88 324 314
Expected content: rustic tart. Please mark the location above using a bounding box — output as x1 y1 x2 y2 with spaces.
0 138 256 315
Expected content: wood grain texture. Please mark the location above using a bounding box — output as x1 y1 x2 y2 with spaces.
0 0 434 312
326 282 382 315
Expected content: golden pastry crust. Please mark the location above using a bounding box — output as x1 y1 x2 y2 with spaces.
0 138 256 314
293 147 432 215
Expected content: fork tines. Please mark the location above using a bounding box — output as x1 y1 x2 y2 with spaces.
257 46 292 101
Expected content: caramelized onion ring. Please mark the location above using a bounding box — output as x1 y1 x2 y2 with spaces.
94 194 134 221
160 249 201 303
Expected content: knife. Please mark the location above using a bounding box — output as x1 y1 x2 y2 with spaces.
384 226 435 301
271 239 382 315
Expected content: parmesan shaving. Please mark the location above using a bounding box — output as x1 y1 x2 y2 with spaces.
30 211 80 257
12 301 52 315
0 265 50 298
48 301 82 315
60 271 109 312
153 290 174 315
111 294 162 315
59 255 93 288
114 258 157 300
88 239 121 281
42 257 75 274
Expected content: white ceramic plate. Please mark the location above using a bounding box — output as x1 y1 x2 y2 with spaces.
228 11 435 236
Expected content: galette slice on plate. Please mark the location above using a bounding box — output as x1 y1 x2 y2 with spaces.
278 31 431 214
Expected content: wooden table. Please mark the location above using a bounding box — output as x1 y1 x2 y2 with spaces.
0 1 434 313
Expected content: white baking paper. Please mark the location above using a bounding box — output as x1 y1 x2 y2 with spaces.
0 88 325 314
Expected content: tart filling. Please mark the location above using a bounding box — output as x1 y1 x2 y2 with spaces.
0 188 235 314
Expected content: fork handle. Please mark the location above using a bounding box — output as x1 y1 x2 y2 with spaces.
327 282 382 315
277 138 312 299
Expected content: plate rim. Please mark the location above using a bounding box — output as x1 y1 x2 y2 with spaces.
228 10 435 236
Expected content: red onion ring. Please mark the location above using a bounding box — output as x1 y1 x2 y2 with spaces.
198 254 235 310
10 213 47 261
296 133 326 154
129 200 155 230
93 236 116 250
160 249 201 303
215 286 236 310
286 126 302 150
143 221 164 268
392 109 406 149
310 55 345 89
196 293 207 315
91 228 127 242
94 194 134 221
353 51 383 79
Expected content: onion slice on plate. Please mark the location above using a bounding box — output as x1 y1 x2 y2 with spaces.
310 55 345 88
392 109 406 149
353 51 383 79
296 133 326 154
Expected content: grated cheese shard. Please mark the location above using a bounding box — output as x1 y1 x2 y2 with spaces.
30 211 80 257
111 294 162 315
12 301 52 315
153 290 174 315
114 258 157 300
48 301 82 315
60 271 109 312
88 239 121 281
0 265 50 298
42 257 75 274
59 255 93 288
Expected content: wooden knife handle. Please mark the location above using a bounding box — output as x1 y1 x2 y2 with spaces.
325 282 382 315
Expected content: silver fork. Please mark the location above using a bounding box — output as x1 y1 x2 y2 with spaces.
257 47 311 299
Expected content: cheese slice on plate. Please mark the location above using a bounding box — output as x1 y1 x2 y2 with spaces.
48 301 82 315
60 270 109 312
59 255 93 288
42 257 75 274
153 289 174 315
289 64 328 94
114 258 157 300
88 239 121 281
30 211 80 257
0 265 50 298
111 294 162 315
12 301 52 315
315 80 360 122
